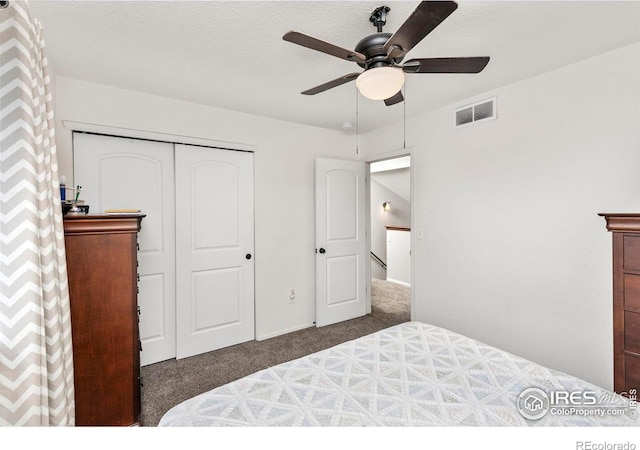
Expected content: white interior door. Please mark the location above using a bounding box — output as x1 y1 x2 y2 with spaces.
315 157 367 327
73 133 176 366
175 144 255 359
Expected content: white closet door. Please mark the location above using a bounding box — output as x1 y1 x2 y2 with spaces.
315 157 367 327
73 133 176 366
175 144 255 359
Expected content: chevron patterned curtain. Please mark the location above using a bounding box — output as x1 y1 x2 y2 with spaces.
0 1 75 425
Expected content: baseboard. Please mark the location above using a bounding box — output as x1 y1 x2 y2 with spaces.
256 322 316 341
386 278 411 287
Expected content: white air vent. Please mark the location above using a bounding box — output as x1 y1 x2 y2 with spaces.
455 96 496 128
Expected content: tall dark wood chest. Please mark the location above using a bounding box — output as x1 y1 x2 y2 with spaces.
600 213 640 396
64 214 144 426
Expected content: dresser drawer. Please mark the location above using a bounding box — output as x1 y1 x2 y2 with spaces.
624 274 640 312
625 355 640 395
624 235 640 271
626 311 640 355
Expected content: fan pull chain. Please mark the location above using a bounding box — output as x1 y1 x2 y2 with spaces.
355 87 359 155
403 84 406 150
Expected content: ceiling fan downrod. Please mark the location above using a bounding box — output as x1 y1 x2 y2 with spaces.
369 5 390 32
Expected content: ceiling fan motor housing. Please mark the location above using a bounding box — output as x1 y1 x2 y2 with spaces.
354 33 403 69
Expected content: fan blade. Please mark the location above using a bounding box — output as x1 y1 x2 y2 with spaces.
301 73 360 95
384 1 458 59
283 31 366 64
403 57 490 73
384 91 404 106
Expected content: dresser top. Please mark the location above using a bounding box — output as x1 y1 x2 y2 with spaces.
64 213 145 234
599 213 640 232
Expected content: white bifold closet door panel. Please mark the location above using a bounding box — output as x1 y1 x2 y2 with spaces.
73 133 177 366
174 144 255 359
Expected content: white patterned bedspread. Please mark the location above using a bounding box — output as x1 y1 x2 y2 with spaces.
158 321 639 426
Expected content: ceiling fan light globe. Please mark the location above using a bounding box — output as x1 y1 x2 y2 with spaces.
356 67 405 101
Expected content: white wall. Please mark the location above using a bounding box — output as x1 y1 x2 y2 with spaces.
359 42 640 390
386 229 411 286
53 76 357 341
372 166 411 202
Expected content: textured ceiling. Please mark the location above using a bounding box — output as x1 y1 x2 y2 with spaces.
29 1 640 133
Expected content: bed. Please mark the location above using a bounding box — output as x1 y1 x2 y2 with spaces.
158 321 638 426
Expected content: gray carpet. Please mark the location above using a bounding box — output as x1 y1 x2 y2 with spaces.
140 278 411 426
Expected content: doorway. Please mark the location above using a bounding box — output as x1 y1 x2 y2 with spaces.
369 155 412 318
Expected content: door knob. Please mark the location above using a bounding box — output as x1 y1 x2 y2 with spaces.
319 248 326 254
246 253 252 260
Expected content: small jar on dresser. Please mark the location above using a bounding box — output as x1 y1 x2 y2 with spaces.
63 213 145 426
600 213 640 397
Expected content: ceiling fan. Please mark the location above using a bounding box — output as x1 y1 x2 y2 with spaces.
283 1 490 106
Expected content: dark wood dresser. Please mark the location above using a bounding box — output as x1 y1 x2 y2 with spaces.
600 213 640 396
64 214 144 426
